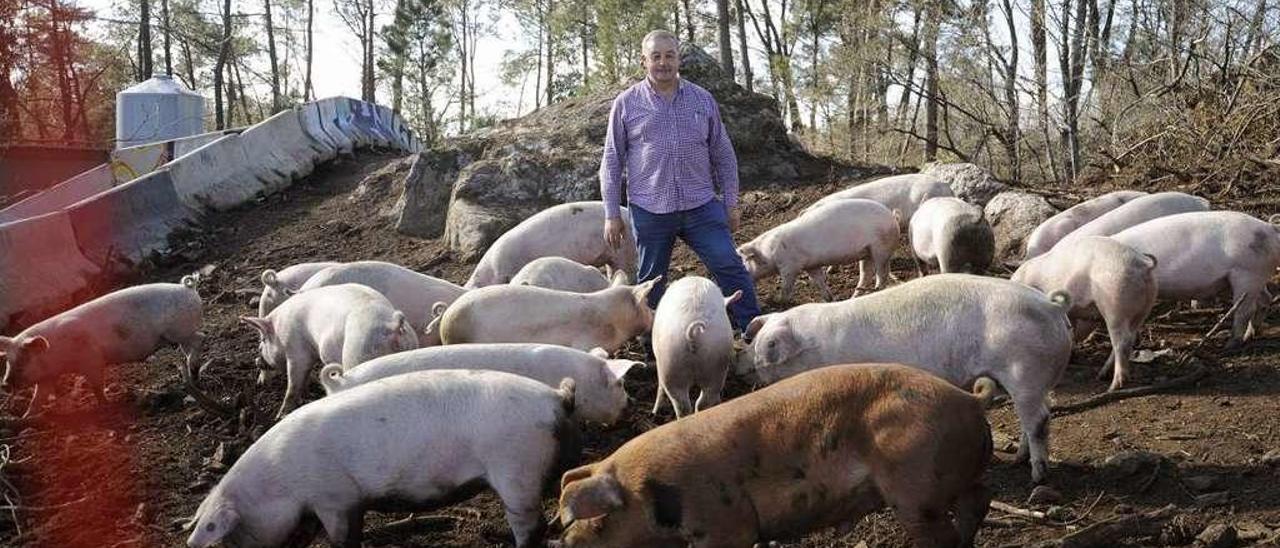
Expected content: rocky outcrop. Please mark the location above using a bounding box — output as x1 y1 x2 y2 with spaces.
405 44 841 260
983 191 1058 263
923 162 1009 207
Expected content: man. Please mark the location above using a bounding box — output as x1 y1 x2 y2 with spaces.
600 29 761 331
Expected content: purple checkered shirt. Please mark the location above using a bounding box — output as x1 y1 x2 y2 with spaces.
600 78 740 219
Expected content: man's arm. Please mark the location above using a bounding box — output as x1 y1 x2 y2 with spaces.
706 99 740 210
600 96 628 220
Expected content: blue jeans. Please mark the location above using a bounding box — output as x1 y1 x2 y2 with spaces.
630 200 761 331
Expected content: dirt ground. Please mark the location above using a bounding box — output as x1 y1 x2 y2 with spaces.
2 151 1279 547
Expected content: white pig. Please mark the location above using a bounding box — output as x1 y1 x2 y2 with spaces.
186 370 579 548
319 343 643 425
466 202 637 288
650 276 742 419
296 260 466 341
440 280 660 353
740 274 1072 483
1023 191 1146 260
806 173 954 231
1112 211 1280 349
439 279 660 354
1051 191 1209 251
738 199 899 303
257 261 341 317
1013 236 1158 391
510 257 625 293
909 197 995 275
240 283 419 419
0 276 204 405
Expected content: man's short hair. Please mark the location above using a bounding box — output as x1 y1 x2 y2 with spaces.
642 30 680 54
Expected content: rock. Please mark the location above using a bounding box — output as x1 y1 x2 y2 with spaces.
1234 521 1273 542
1195 491 1231 508
1027 485 1063 505
1183 474 1219 492
921 162 1008 206
1195 523 1238 548
1045 505 1072 521
1262 448 1280 467
983 191 1058 262
394 149 462 238
431 44 844 260
992 430 1019 453
1102 450 1166 476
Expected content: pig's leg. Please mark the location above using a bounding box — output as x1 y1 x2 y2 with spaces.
85 366 109 406
276 359 310 419
1249 287 1272 338
1227 276 1264 349
668 385 694 419
1106 320 1137 392
892 502 960 548
489 471 549 548
652 385 667 414
1012 393 1052 484
856 258 871 292
315 507 362 548
952 483 991 547
178 332 204 385
806 267 834 302
872 246 892 289
695 369 727 412
1072 318 1097 344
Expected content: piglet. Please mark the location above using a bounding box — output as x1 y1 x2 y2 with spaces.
467 201 637 288
240 283 419 419
438 279 660 354
257 262 341 317
1051 191 1209 251
556 364 992 548
1023 191 1145 260
806 173 954 231
511 257 625 293
296 260 466 343
1013 236 1158 391
1111 211 1280 349
650 276 742 418
0 275 205 405
187 370 579 548
319 343 643 425
739 198 899 303
909 197 995 275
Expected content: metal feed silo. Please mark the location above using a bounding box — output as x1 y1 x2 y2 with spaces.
115 75 205 149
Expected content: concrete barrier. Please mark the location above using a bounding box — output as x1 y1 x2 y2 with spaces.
172 131 232 159
110 141 170 183
66 169 200 267
0 212 102 331
345 99 388 148
298 103 339 162
166 134 264 211
0 164 113 224
317 98 355 155
238 109 325 191
334 99 373 148
374 105 401 148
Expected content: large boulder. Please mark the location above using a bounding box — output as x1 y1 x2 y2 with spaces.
421 44 838 260
394 149 463 238
983 191 1058 263
923 162 1008 206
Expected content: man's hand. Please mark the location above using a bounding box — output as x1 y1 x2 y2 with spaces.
604 218 626 248
728 206 741 233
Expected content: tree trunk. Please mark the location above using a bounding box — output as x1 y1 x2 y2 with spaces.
182 37 196 88
265 0 280 111
1032 0 1057 181
682 0 694 42
138 0 153 80
580 5 589 88
214 0 232 129
545 0 554 107
161 0 172 75
923 0 940 161
364 1 375 102
305 0 314 100
735 0 751 91
1001 0 1020 183
717 0 734 77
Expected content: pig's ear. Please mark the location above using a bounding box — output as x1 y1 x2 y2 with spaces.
588 347 610 359
260 269 280 288
21 336 48 354
188 504 240 548
605 359 644 382
744 314 773 341
0 336 12 352
560 471 623 525
608 267 631 287
633 276 662 302
239 317 273 337
724 290 744 307
737 244 757 260
560 463 596 491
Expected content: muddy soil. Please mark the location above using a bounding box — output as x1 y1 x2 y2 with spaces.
2 151 1278 547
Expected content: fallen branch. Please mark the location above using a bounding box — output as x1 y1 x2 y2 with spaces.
1052 295 1241 416
1037 504 1178 548
0 495 90 512
991 500 1051 521
182 376 237 419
